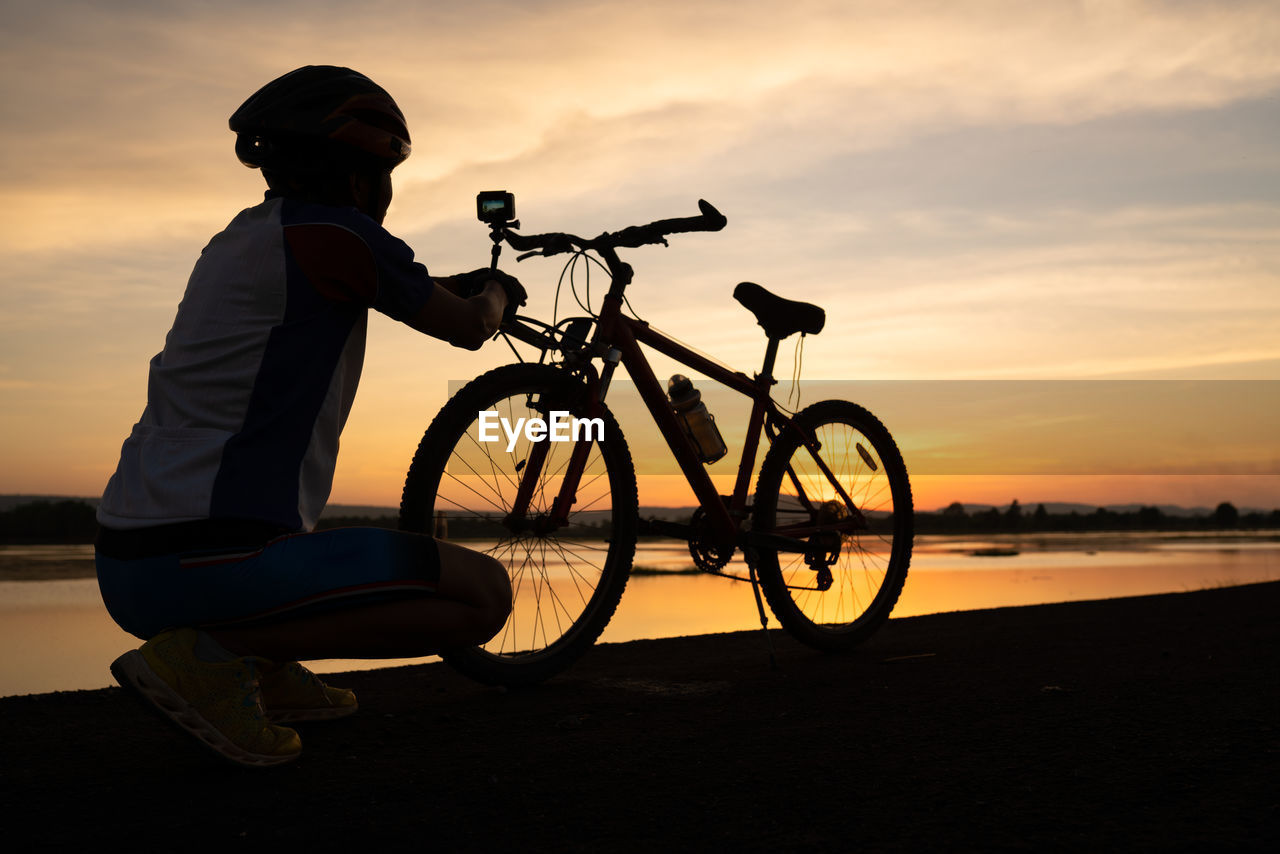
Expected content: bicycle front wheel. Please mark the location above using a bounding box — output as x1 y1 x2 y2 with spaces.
400 363 637 686
753 400 913 650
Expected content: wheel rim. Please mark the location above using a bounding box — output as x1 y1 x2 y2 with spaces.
428 383 622 659
771 419 905 632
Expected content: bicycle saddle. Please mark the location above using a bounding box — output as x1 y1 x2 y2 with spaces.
733 281 825 340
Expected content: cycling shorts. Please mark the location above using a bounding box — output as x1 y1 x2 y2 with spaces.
95 526 441 640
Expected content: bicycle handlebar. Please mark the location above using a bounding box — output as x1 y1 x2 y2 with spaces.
502 199 726 258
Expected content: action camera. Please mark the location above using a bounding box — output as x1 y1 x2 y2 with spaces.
477 191 516 225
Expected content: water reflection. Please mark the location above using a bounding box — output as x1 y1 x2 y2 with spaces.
1 535 1276 696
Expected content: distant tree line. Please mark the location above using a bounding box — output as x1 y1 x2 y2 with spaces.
3 499 1278 544
313 515 399 532
0 500 98 543
915 500 1280 535
317 513 619 540
0 504 409 544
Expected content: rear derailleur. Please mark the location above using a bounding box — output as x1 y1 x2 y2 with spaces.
803 500 847 590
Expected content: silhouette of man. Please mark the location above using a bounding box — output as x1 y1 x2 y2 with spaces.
96 66 521 766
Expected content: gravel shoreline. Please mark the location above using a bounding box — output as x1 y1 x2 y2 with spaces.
7 582 1278 850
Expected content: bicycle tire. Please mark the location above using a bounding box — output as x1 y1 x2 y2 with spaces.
752 400 913 650
399 362 637 686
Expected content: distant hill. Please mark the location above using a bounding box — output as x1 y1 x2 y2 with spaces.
0 495 100 512
2 496 1275 540
1 496 1273 519
324 504 700 521
941 502 1218 518
321 503 398 519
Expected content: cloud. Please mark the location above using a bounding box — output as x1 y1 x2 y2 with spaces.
2 0 1279 499
4 0 1279 244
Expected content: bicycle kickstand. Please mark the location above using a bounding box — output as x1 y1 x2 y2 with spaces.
745 547 778 670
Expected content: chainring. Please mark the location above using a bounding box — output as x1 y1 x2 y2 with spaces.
687 505 734 572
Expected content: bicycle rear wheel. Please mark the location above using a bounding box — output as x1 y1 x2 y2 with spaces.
752 400 913 650
399 363 637 686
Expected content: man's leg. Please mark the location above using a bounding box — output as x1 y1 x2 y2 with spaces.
206 540 511 661
104 531 512 766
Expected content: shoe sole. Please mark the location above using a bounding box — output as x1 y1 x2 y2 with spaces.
110 651 300 768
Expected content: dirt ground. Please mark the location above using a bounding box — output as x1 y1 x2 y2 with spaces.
5 582 1278 851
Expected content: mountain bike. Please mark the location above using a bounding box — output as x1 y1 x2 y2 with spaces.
399 196 913 686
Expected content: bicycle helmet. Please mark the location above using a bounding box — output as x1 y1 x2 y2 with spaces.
229 66 411 174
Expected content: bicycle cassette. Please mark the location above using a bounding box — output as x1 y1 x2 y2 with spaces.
804 499 847 579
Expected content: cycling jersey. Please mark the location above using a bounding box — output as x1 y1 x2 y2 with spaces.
97 193 434 533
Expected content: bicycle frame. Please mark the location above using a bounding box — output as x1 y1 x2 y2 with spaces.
501 251 867 559
414 198 912 684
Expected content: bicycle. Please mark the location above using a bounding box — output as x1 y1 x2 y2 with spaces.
399 195 913 686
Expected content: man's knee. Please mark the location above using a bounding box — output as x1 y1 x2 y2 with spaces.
434 540 512 637
474 553 512 636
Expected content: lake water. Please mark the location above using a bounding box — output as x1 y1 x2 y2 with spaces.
1 532 1276 697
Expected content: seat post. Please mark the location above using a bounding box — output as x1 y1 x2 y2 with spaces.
760 337 780 380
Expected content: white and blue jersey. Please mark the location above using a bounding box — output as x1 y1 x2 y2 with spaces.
95 194 444 638
98 193 433 533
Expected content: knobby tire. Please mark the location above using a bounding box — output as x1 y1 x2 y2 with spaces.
753 400 913 650
399 363 638 686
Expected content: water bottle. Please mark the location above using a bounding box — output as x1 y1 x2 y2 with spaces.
667 374 727 463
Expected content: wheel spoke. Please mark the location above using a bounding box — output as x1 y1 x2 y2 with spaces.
754 403 912 648
403 365 637 684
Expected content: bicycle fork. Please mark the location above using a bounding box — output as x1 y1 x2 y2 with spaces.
503 369 609 534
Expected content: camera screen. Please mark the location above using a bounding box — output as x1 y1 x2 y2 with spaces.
477 191 515 223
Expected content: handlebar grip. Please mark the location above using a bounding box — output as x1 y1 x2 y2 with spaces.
500 199 726 255
502 229 572 254
607 200 727 249
697 199 728 230
639 199 727 236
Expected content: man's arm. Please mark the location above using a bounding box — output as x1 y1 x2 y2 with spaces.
431 273 478 296
407 279 507 350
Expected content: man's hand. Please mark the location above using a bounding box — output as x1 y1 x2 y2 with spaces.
472 280 507 341
409 275 511 350
459 267 527 318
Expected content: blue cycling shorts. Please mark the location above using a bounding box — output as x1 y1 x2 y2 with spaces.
95 526 441 640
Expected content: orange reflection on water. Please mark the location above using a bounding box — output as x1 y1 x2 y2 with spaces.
602 573 765 642
899 546 1279 617
2 602 133 696
1 538 1276 696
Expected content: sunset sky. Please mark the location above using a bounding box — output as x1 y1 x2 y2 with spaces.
2 0 1277 511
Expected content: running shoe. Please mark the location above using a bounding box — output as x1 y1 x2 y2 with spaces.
259 661 358 723
110 628 301 767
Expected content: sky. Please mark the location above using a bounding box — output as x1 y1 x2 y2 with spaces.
1 0 1277 511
